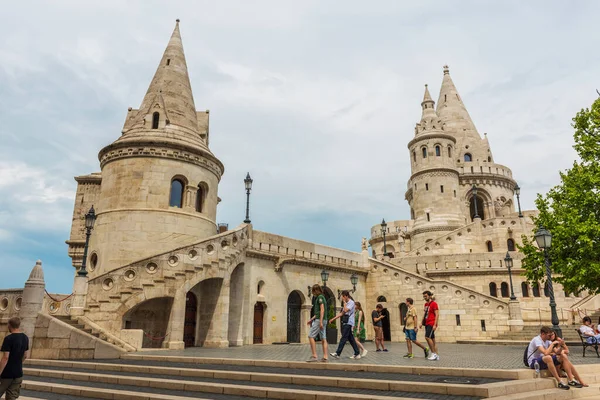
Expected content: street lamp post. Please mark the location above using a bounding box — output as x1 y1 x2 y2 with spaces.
320 269 329 287
514 184 523 218
78 206 97 277
243 173 253 223
338 273 360 299
472 184 480 219
381 219 387 258
534 225 562 338
504 252 517 301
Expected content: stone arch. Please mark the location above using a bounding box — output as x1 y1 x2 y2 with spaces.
287 290 304 343
122 296 174 348
169 175 188 208
196 181 209 213
489 282 498 297
500 282 509 298
507 238 516 252
467 187 493 221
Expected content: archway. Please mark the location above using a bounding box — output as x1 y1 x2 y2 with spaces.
470 196 485 221
376 295 391 341
323 286 337 344
399 303 408 326
287 291 303 343
122 297 173 348
253 302 265 344
184 292 197 348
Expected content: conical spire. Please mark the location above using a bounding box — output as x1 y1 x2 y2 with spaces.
118 20 207 149
25 260 45 287
436 65 478 137
420 84 437 120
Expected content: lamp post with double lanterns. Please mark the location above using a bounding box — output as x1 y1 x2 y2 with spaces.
504 252 517 301
338 273 360 299
534 225 562 337
243 173 253 224
78 206 97 277
471 184 480 219
514 184 523 218
381 218 387 258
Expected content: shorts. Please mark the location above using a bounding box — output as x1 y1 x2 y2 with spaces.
425 325 436 339
374 326 384 341
531 355 560 370
404 329 417 341
308 319 326 340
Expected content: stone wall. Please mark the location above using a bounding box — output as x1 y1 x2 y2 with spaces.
31 313 124 359
0 289 24 344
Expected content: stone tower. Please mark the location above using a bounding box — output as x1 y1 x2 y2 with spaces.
407 84 463 248
88 20 224 275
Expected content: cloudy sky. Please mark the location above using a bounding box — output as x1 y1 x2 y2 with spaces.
0 1 598 293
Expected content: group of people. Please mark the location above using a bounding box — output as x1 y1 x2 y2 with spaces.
306 287 441 362
526 325 589 389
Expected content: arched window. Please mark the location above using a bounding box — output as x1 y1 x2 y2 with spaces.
470 195 485 221
169 179 185 208
486 241 493 252
521 282 530 297
544 281 550 297
464 153 472 162
507 239 516 251
435 145 441 156
422 147 427 158
489 282 497 297
195 185 204 212
448 146 452 157
488 156 491 162
152 112 160 129
500 282 509 298
532 282 541 297
412 151 416 162
377 295 387 302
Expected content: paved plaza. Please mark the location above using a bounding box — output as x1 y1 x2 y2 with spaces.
141 342 600 370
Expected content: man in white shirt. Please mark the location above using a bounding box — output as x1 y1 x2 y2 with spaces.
526 326 570 390
329 290 361 360
580 316 600 344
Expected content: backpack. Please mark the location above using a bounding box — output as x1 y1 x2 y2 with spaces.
523 345 531 367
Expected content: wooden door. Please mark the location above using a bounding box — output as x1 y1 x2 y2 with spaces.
253 302 264 344
184 292 197 348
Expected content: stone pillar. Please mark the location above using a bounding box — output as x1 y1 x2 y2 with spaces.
70 275 89 317
300 304 311 344
203 279 230 348
508 299 524 332
166 289 186 349
20 260 46 340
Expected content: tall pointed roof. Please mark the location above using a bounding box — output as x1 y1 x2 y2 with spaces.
435 65 479 138
420 84 437 120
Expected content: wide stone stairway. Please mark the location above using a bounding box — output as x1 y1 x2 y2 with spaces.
13 354 600 400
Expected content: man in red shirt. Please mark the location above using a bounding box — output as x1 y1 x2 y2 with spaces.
419 291 439 361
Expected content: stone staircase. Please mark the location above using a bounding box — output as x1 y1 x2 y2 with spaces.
16 354 600 400
50 315 135 352
492 325 584 344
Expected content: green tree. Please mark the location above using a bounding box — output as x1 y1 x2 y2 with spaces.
519 97 600 295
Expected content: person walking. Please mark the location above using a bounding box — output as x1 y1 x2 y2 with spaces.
306 284 328 362
353 302 368 358
403 298 429 359
372 304 388 352
420 291 439 360
0 317 29 400
329 290 361 359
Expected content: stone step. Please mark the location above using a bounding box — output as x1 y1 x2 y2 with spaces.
490 383 600 399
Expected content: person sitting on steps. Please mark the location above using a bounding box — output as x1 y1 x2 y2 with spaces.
547 330 587 388
580 316 600 344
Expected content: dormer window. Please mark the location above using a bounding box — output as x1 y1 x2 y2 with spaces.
152 112 160 129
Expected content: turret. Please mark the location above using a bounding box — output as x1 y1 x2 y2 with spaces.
407 85 464 248
89 20 224 274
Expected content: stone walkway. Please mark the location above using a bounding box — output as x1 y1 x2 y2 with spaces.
140 342 600 369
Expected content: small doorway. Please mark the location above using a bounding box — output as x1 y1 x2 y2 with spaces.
184 292 197 348
399 303 408 326
381 308 391 341
253 302 265 344
287 291 302 343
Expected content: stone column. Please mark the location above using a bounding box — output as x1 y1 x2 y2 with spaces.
508 299 524 332
203 279 230 348
300 304 311 344
20 260 46 340
70 275 88 317
166 289 186 349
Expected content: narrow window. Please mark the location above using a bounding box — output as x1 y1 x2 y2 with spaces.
448 146 452 157
412 151 416 162
426 213 430 221
486 241 493 252
500 282 509 298
481 320 486 332
444 94 447 102
532 282 541 297
414 183 417 190
456 315 461 326
464 153 472 162
507 239 515 251
435 145 441 156
152 112 160 129
453 190 456 197
489 282 497 297
425 183 429 191
488 156 491 162
166 59 171 66
470 166 474 173
521 282 530 297
422 147 427 158
440 185 444 193
195 185 204 212
169 179 184 208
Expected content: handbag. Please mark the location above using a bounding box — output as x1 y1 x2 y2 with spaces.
341 314 350 324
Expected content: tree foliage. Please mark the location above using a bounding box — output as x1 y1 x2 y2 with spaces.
519 97 600 295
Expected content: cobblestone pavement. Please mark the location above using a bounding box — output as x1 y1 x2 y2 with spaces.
140 342 600 369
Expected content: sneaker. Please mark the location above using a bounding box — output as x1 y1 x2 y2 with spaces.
361 349 368 358
330 352 340 359
424 347 430 358
376 349 382 352
407 353 414 359
306 357 318 362
427 353 436 360
557 382 570 390
568 381 584 388
349 354 361 360
434 354 440 361
383 348 389 352
403 353 411 358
